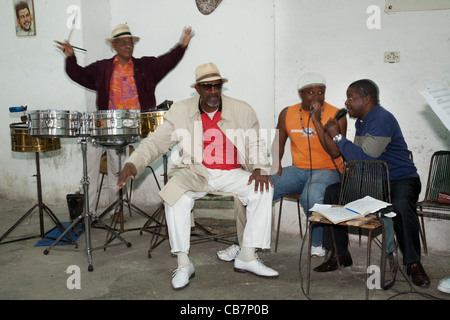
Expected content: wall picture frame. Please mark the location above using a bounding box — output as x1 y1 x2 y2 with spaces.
14 0 36 36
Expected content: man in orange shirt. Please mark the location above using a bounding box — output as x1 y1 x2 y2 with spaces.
58 24 193 215
270 72 347 256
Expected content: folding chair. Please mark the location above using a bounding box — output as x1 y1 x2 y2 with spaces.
190 193 239 245
274 193 304 252
417 150 450 255
145 192 239 258
306 160 398 299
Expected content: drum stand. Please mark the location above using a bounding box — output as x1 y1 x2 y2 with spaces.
140 152 170 258
95 145 154 244
0 152 73 245
43 137 131 272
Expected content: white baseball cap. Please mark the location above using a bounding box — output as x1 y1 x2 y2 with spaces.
297 72 326 91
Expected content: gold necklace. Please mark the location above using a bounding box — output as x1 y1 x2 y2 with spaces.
299 104 324 136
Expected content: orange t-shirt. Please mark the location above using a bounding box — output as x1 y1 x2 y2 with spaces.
108 57 140 110
285 102 344 171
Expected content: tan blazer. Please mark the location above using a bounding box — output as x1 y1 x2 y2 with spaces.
126 94 271 206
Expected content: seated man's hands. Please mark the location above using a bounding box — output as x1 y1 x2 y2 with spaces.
117 163 137 190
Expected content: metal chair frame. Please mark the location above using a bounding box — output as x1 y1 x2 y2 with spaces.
143 155 238 258
417 150 450 255
306 160 398 299
274 193 304 252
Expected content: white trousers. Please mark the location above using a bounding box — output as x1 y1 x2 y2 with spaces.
86 140 129 212
164 168 273 254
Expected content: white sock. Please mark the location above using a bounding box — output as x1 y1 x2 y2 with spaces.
176 252 190 267
237 246 256 262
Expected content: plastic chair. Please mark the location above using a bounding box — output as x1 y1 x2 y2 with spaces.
417 150 450 255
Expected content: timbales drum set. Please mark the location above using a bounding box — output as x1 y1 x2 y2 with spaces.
5 102 170 271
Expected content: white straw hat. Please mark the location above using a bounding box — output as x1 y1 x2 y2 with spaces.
106 24 140 43
191 62 228 87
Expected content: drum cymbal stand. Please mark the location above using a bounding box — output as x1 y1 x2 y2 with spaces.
43 136 131 272
0 151 73 245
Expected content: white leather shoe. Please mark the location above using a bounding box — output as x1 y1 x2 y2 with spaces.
172 263 195 290
234 258 279 278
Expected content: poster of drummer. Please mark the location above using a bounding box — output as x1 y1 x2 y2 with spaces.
13 0 36 36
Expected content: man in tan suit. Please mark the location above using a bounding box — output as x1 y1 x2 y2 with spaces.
118 62 278 289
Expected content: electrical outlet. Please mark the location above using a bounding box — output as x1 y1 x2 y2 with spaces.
384 51 400 63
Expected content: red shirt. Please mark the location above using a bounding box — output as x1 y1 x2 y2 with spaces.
201 111 241 170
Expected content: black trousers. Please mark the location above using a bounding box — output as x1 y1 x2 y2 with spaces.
322 183 349 256
322 177 422 264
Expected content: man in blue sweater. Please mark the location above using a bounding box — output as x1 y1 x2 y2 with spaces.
317 79 429 288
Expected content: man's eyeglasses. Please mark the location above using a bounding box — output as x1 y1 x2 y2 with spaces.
199 82 223 90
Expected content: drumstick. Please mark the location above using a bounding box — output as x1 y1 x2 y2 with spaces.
54 40 87 52
66 9 77 42
66 28 74 43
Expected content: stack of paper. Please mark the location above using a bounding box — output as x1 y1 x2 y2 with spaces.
310 196 391 224
420 82 450 132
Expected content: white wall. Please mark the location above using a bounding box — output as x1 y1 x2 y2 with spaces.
273 0 450 251
107 0 275 206
0 0 275 208
0 0 448 250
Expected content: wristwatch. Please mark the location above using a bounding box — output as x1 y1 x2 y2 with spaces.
333 134 343 143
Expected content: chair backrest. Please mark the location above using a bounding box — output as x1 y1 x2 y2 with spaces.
423 150 450 201
339 160 391 205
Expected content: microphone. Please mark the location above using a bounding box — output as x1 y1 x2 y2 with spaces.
323 108 347 133
335 108 347 120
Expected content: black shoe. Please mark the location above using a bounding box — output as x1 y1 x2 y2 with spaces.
405 262 430 288
313 251 353 272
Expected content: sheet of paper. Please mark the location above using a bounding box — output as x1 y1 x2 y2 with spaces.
309 204 332 211
344 196 391 215
310 196 391 224
420 82 450 132
313 206 361 224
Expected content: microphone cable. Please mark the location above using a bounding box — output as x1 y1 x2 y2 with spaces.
297 107 342 299
295 109 314 300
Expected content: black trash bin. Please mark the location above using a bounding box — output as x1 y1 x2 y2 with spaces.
66 193 84 234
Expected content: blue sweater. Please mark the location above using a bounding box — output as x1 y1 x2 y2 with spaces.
336 105 418 181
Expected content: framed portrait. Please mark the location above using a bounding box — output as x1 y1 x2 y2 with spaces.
13 0 36 36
